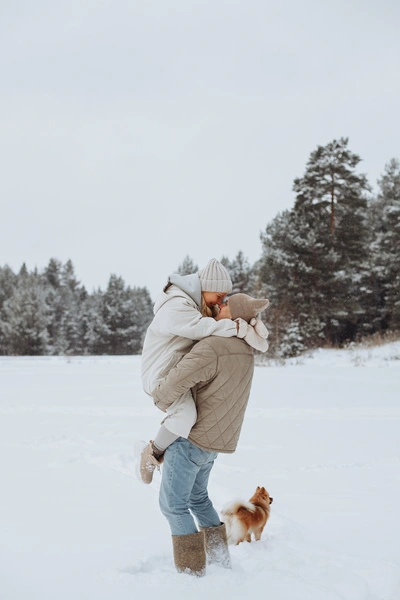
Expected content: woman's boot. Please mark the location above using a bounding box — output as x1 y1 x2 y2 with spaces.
200 523 231 568
172 532 206 577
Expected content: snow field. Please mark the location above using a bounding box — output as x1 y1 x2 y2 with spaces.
1 348 399 599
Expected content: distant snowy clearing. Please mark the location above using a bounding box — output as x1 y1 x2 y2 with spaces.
1 345 399 599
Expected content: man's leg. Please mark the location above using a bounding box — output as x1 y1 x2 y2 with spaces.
159 438 207 576
188 448 231 569
188 454 220 528
159 438 199 535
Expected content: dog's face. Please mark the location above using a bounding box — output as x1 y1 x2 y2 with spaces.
256 486 273 504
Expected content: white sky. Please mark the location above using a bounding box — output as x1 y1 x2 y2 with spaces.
1 0 399 299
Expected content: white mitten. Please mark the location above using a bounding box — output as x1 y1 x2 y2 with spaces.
244 324 269 353
235 318 249 339
249 317 269 340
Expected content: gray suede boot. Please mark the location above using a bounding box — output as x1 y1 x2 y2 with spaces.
200 523 231 569
172 532 206 577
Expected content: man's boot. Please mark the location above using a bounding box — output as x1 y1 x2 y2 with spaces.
200 523 231 569
172 532 206 577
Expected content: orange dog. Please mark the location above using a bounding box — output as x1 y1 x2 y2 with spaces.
221 486 273 546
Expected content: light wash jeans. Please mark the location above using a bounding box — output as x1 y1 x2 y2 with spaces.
159 437 221 535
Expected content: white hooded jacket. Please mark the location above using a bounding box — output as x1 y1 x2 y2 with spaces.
141 273 237 396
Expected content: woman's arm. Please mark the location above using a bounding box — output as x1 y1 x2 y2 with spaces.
155 297 237 341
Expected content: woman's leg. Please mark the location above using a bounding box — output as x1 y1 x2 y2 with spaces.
138 392 197 485
152 425 178 455
161 390 197 437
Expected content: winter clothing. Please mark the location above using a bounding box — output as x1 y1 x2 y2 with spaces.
141 272 236 437
153 337 254 453
172 531 206 577
229 293 269 322
153 425 179 453
198 258 232 293
159 438 220 535
243 317 269 352
235 317 249 338
138 440 163 484
200 523 231 569
250 316 269 339
157 337 254 576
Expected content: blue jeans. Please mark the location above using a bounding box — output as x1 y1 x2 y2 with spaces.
159 437 221 535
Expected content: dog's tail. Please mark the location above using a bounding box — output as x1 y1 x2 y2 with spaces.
221 499 256 517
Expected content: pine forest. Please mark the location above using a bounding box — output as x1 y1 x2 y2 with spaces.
1 138 399 357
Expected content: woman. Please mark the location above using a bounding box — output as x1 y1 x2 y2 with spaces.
138 259 244 484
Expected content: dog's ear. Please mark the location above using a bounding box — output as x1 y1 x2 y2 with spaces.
256 486 260 491
260 487 266 493
269 497 273 504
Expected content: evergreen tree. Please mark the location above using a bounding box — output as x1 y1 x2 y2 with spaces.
291 138 371 344
0 266 18 353
0 273 50 355
82 290 104 354
258 210 324 354
259 138 372 353
43 258 62 289
177 255 198 275
373 159 400 329
19 263 28 279
0 265 18 308
221 251 256 294
0 260 154 356
94 276 153 354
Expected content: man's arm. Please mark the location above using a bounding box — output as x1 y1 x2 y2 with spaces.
152 341 218 412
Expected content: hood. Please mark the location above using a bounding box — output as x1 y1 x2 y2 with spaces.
153 272 202 314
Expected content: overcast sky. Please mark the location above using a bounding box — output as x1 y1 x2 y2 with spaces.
1 0 399 299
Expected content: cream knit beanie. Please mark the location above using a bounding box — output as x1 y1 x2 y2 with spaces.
198 259 232 293
228 293 269 322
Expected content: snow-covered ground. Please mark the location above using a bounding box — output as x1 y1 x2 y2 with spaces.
1 343 400 600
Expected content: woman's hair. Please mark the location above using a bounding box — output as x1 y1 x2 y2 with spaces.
200 296 219 318
164 280 219 319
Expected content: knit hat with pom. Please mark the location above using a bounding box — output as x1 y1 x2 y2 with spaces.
228 293 269 322
198 259 232 293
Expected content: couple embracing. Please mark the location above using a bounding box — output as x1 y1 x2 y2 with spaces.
136 258 269 576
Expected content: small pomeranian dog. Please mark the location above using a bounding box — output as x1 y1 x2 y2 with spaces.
221 486 273 546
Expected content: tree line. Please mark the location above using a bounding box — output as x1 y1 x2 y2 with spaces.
0 260 153 355
1 138 399 356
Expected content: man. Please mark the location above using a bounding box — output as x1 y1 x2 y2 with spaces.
151 294 269 576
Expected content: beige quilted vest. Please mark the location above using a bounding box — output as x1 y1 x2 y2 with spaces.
152 337 254 453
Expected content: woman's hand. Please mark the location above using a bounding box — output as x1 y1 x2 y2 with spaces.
249 317 269 340
235 318 249 338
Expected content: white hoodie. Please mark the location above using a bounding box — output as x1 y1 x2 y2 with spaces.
141 273 237 396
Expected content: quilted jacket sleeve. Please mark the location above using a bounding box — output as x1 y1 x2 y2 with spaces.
152 341 218 411
154 296 237 340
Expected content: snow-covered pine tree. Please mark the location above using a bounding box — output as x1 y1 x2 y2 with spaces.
373 159 400 330
43 259 64 352
0 272 50 355
291 138 371 344
177 255 199 275
56 260 86 354
124 286 153 354
93 275 152 355
0 265 18 309
0 266 18 354
82 290 104 355
259 210 324 355
43 258 62 289
221 251 256 295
